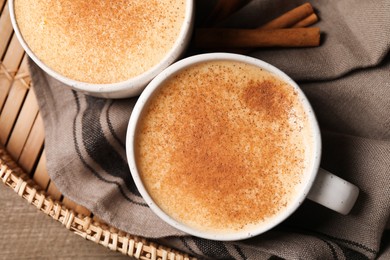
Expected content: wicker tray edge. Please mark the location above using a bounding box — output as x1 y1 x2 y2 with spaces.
0 147 195 260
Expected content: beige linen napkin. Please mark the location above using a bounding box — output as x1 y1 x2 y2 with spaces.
30 0 390 259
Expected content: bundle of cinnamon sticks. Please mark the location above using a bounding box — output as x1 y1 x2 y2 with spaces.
195 1 320 50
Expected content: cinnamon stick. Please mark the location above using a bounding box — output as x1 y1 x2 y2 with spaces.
260 3 314 29
195 27 320 49
292 13 319 28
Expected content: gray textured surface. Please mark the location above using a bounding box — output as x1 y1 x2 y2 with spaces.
0 184 130 259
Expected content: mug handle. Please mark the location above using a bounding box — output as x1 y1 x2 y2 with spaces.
307 168 359 215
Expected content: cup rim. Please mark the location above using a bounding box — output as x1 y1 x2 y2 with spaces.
9 0 194 98
126 53 322 241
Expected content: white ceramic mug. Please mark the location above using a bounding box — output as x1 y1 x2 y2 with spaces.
126 53 359 241
9 0 194 99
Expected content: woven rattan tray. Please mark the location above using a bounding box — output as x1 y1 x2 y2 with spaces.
0 1 193 259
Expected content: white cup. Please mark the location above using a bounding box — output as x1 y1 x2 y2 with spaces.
9 0 194 99
126 53 359 241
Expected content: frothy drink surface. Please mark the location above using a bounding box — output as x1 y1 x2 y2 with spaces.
135 60 313 234
14 0 186 84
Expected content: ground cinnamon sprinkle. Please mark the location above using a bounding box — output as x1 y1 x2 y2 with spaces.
136 61 313 233
14 0 186 84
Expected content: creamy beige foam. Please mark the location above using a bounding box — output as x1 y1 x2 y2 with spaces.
135 60 314 234
14 0 186 84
